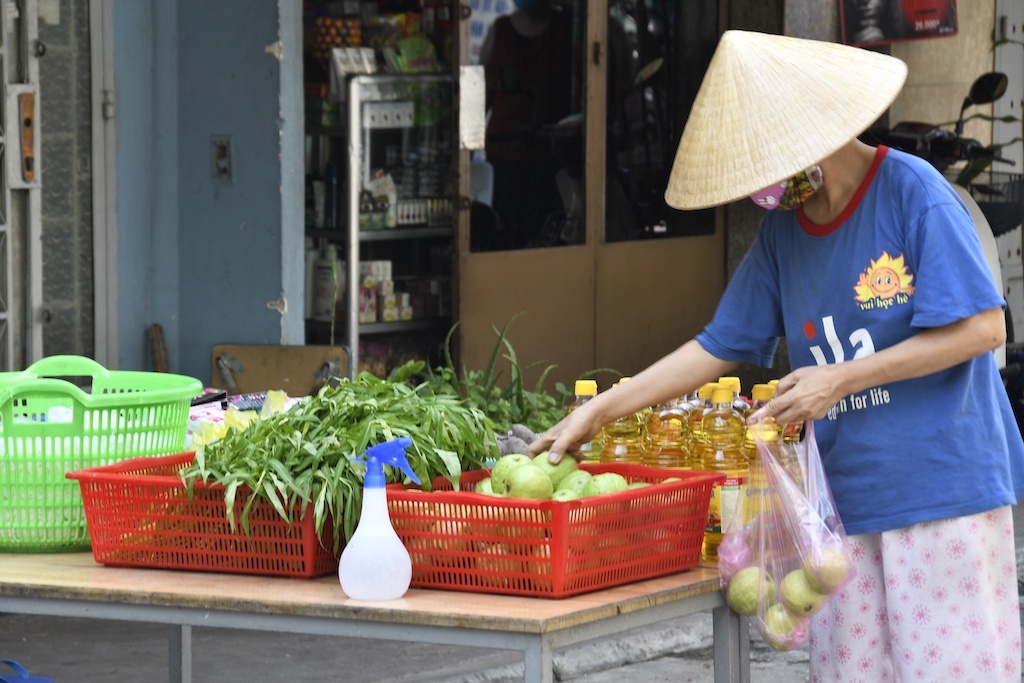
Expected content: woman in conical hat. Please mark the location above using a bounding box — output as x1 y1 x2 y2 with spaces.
530 30 1023 681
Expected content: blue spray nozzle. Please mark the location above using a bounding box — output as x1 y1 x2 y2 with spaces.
354 436 420 488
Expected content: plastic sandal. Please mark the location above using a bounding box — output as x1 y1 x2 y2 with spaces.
0 660 53 683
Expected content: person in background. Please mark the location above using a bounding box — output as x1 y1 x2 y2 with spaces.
529 31 1024 682
479 0 573 248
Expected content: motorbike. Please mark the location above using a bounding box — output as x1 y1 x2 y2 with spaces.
865 71 1024 367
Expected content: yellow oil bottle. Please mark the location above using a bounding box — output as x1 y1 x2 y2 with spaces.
600 378 645 463
768 378 804 443
687 382 717 470
742 383 777 524
566 379 603 462
718 375 750 418
643 395 690 469
701 387 749 564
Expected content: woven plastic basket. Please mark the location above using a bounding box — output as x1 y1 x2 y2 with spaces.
389 464 724 598
1 355 202 551
67 452 338 578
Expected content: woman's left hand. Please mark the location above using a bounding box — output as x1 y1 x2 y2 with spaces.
748 364 848 425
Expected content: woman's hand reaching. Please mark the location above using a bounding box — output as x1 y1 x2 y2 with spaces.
527 402 605 464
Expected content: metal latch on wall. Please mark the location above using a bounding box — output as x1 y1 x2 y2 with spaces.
19 92 34 182
7 84 40 189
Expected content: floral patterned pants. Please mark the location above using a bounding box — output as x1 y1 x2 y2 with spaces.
809 506 1021 682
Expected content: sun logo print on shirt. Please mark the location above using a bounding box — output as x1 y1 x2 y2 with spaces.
853 251 914 310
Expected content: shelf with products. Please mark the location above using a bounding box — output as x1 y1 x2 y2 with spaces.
304 22 456 379
302 0 456 377
307 226 453 242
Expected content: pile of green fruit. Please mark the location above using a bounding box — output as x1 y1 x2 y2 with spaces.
474 453 648 501
723 546 852 650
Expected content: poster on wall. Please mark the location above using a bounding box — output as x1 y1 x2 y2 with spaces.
842 0 958 47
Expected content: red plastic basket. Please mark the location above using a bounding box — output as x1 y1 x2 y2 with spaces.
66 453 337 578
388 464 724 598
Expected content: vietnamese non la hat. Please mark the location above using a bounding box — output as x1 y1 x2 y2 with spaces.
664 30 908 210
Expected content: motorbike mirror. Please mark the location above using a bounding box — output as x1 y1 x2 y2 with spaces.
955 72 1009 135
967 72 1008 106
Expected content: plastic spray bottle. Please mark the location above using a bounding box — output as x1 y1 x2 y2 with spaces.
339 436 421 600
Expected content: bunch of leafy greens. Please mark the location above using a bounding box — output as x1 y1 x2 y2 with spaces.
416 314 572 434
181 370 497 551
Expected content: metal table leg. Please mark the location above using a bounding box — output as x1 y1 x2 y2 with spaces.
169 624 192 683
524 637 555 683
713 604 750 683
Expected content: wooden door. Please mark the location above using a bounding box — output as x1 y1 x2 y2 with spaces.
456 0 724 393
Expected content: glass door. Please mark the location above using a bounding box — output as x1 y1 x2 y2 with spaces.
456 0 596 390
456 0 726 391
594 0 725 378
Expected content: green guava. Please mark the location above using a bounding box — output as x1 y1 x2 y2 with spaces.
490 453 532 493
530 451 579 489
762 603 803 651
725 566 775 617
581 472 629 497
551 488 581 502
803 546 852 593
556 470 592 495
780 568 826 617
504 463 554 499
475 477 498 496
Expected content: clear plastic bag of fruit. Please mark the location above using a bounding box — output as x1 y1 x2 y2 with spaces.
717 420 856 651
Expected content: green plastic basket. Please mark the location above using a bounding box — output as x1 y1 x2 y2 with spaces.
0 355 202 552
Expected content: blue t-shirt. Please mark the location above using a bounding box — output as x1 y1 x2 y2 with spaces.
696 146 1024 535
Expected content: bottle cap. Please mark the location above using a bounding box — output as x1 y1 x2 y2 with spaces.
574 379 598 396
751 384 775 402
697 382 718 400
711 387 734 405
718 376 741 395
354 436 421 489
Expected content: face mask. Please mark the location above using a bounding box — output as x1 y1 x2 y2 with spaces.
749 164 823 210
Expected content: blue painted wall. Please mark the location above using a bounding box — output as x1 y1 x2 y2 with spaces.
113 0 304 383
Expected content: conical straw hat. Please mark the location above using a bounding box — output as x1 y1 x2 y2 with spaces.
664 30 908 210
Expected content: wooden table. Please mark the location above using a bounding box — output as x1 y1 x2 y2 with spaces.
0 553 749 683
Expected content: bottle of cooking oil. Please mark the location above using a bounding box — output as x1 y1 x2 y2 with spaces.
701 387 749 564
743 383 778 457
600 378 645 463
643 395 690 469
768 378 804 443
687 382 718 470
566 379 603 462
742 383 777 524
717 376 750 418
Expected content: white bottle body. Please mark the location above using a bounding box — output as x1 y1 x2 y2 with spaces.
304 238 318 319
312 245 340 322
338 487 412 600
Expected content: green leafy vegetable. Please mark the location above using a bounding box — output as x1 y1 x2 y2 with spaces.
181 371 498 551
418 313 583 434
